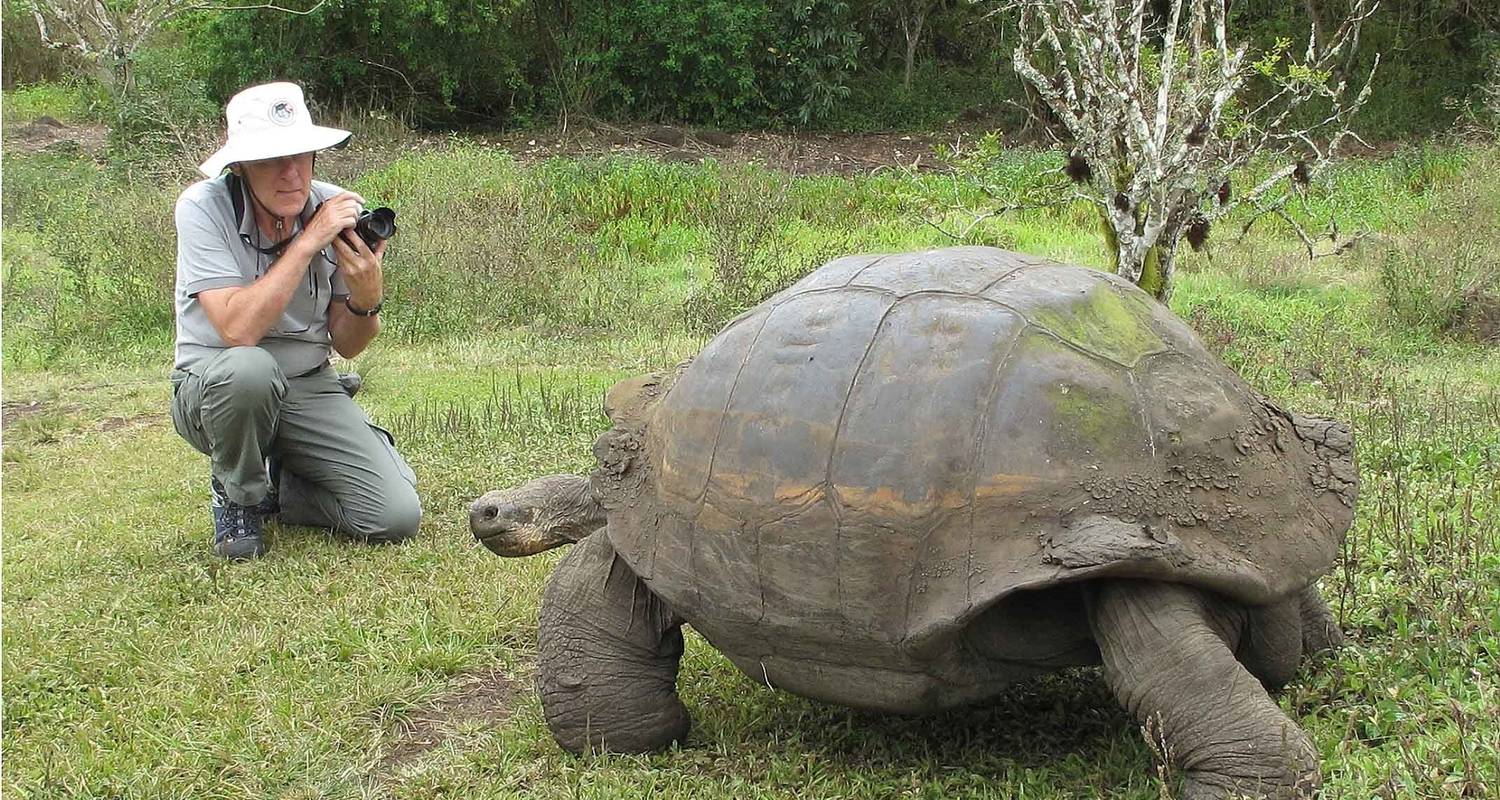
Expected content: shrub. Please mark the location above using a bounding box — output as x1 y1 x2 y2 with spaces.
549 0 861 127
1375 152 1500 342
107 42 221 181
1 154 177 366
682 163 831 331
192 1 543 128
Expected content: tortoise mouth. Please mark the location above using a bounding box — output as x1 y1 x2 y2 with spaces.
474 527 517 556
471 520 540 557
474 527 559 558
470 507 559 557
470 498 521 554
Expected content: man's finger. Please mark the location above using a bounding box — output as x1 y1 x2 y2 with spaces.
331 234 357 261
346 230 373 258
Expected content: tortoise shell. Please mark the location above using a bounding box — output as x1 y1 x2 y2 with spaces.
592 247 1354 708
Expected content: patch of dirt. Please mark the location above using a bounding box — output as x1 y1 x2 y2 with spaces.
1456 288 1500 343
2 400 54 430
494 122 976 175
97 412 165 432
378 668 517 772
4 115 108 157
322 121 1002 180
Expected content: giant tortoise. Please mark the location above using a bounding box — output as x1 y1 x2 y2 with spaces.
470 247 1356 799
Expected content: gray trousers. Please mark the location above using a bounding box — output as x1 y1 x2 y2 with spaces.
171 346 421 542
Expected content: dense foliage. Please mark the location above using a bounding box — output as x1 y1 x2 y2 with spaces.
3 0 1492 134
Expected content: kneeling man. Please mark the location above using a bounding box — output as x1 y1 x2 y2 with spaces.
171 81 420 559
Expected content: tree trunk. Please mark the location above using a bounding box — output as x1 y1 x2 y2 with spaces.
1101 207 1173 302
902 11 925 90
1138 245 1171 301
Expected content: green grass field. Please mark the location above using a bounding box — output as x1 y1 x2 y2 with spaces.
3 121 1497 798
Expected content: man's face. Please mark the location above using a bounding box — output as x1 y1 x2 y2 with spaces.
238 152 315 218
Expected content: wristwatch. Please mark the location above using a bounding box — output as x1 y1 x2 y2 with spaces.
345 296 383 317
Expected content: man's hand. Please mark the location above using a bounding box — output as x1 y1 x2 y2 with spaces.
332 229 385 312
302 191 365 252
328 231 385 358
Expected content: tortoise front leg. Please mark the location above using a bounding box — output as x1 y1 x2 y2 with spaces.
1297 584 1344 657
1087 580 1320 800
537 531 690 753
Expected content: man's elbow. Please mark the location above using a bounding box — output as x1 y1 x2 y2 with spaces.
219 328 263 348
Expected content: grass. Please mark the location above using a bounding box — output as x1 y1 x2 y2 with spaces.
1 80 111 127
2 118 1498 798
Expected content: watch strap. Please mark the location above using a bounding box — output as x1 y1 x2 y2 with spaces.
345 296 382 316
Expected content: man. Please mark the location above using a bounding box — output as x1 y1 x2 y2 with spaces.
171 81 420 560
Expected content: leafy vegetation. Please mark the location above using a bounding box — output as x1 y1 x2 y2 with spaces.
4 0 1494 135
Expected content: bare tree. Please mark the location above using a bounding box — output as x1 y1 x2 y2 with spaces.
1007 0 1379 299
25 0 323 96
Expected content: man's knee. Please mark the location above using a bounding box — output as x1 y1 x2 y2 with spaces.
347 486 422 544
201 347 286 410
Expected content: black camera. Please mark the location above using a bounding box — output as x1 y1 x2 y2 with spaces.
354 207 398 247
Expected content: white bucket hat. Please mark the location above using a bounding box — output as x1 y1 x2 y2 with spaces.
199 82 351 177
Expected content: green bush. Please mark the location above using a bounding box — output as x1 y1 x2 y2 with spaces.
1375 151 1500 341
121 0 1496 135
187 0 863 129
193 1 543 127
826 66 1020 132
565 0 770 125
498 0 864 127
107 43 221 179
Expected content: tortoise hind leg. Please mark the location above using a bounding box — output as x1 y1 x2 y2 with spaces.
1236 585 1345 692
537 531 690 753
1238 596 1303 691
1087 580 1319 800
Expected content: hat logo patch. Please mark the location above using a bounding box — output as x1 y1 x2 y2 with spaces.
268 100 297 126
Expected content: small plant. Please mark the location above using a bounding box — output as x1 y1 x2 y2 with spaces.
1142 713 1176 800
685 164 799 331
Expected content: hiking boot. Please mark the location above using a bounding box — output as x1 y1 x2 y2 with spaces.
337 371 362 397
212 497 267 560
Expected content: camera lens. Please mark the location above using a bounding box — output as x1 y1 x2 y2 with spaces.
355 207 397 246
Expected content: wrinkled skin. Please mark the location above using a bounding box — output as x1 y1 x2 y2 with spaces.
472 474 1343 800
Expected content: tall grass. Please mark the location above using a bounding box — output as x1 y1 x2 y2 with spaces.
8 138 1494 370
1370 152 1500 342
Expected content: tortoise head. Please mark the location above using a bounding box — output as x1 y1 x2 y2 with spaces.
469 474 606 557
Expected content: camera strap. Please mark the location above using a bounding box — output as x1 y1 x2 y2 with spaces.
228 172 295 257
227 172 324 298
